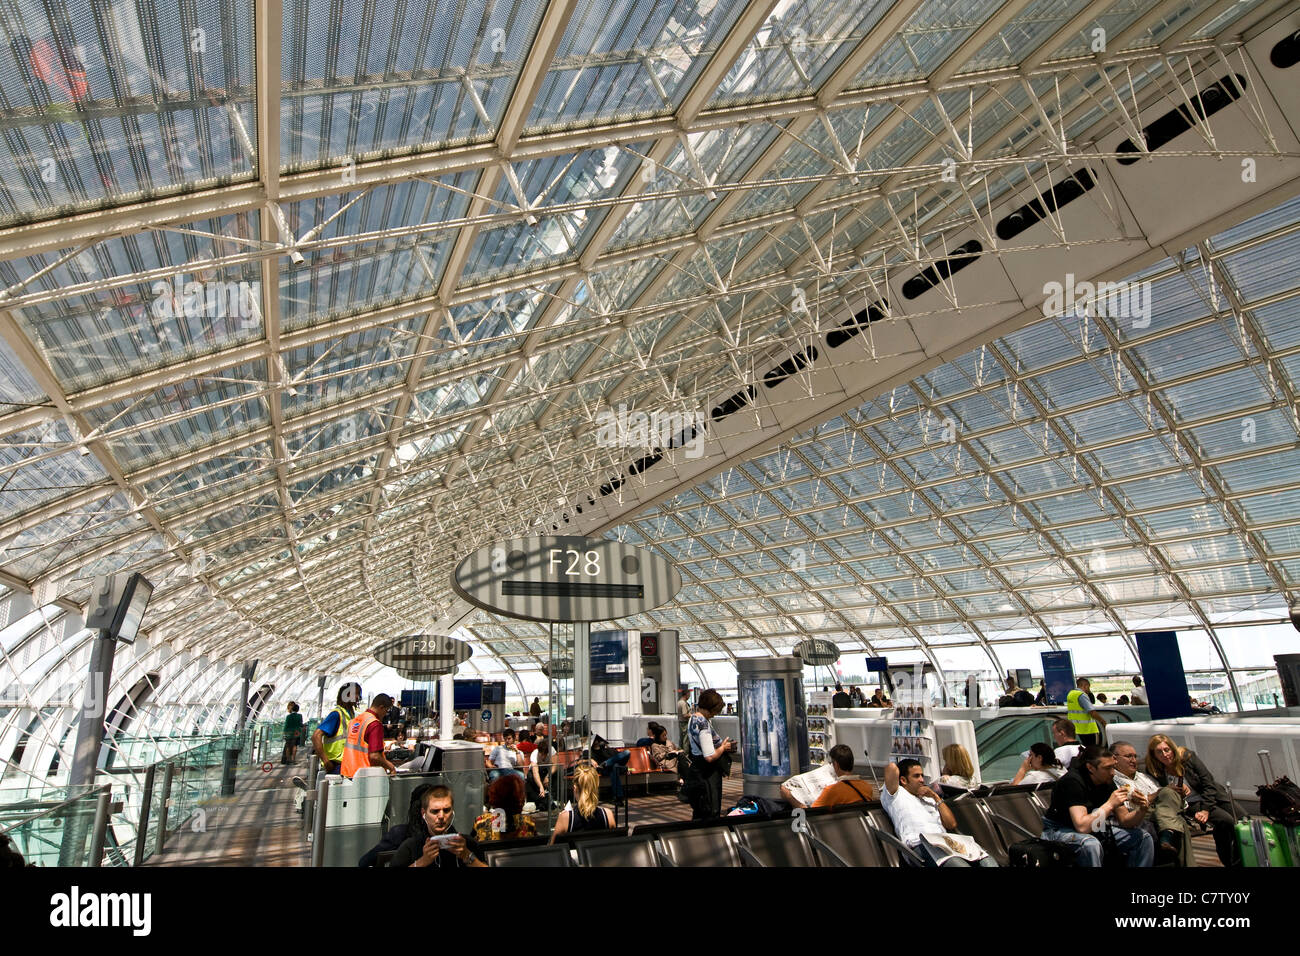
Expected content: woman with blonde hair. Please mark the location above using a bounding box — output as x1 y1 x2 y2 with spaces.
938 743 977 789
548 760 615 843
1146 733 1239 867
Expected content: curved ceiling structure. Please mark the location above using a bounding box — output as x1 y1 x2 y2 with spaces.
2 0 1300 770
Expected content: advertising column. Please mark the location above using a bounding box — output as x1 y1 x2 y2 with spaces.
737 656 810 801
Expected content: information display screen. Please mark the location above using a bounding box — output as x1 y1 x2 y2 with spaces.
590 630 629 685
436 679 483 711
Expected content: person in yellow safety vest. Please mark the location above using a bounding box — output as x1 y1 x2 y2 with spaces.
312 682 363 775
341 694 398 778
1066 677 1106 747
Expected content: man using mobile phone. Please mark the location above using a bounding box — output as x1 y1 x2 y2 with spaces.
390 786 485 868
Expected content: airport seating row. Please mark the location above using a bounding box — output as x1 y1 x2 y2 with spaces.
471 783 1055 867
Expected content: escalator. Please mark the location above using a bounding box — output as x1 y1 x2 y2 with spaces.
975 710 1137 782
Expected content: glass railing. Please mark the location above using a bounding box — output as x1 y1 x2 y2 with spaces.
0 783 111 867
0 726 263 867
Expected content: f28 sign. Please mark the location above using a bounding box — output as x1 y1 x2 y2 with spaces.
452 536 682 623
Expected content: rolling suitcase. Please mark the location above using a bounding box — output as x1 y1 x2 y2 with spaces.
1254 748 1300 826
1236 817 1289 867
1233 751 1297 867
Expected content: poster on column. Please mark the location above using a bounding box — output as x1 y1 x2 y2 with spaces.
739 678 789 777
589 630 628 685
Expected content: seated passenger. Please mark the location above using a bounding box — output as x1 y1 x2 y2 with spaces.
474 773 537 842
487 729 524 782
1111 739 1191 867
647 721 684 773
1010 743 1066 787
1051 718 1082 768
548 761 616 843
1040 746 1154 867
589 734 632 806
937 744 977 790
527 737 555 811
358 783 432 867
882 760 997 867
390 786 485 868
811 744 875 807
780 760 840 809
1146 734 1238 867
516 730 536 768
1116 695 1130 706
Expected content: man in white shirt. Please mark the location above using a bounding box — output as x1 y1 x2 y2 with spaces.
1111 739 1188 866
1129 676 1148 706
1052 718 1083 768
881 760 997 867
487 729 523 782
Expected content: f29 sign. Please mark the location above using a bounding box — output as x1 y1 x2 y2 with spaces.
452 535 682 623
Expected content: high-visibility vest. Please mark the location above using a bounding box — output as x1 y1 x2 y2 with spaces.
1067 690 1099 735
341 709 380 778
321 705 353 764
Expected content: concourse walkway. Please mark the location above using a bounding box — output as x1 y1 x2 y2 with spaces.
144 762 309 868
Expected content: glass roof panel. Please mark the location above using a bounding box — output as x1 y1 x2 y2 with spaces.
849 0 1007 88
281 0 546 170
4 213 262 392
82 358 268 470
524 0 747 131
0 0 256 228
708 0 895 107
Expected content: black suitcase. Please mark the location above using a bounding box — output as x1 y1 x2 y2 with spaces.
1008 838 1076 867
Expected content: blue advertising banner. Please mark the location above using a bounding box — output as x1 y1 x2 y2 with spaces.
589 629 628 685
1135 631 1195 720
1040 650 1075 705
739 677 790 777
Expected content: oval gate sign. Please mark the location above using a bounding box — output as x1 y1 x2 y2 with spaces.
452 535 682 623
795 638 841 667
373 634 472 679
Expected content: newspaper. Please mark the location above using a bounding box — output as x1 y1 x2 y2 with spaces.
920 831 989 864
784 763 839 806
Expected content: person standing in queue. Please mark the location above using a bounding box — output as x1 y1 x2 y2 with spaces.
311 682 362 776
687 688 734 819
341 693 397 778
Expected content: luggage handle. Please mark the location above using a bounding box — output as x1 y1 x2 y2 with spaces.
1258 749 1276 785
1249 818 1272 868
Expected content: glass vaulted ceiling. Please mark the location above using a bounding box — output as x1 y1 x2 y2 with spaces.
0 0 1296 713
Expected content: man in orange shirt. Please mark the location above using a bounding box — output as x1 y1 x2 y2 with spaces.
341 694 397 778
812 744 875 807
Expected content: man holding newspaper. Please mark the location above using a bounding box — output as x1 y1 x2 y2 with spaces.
881 760 998 867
